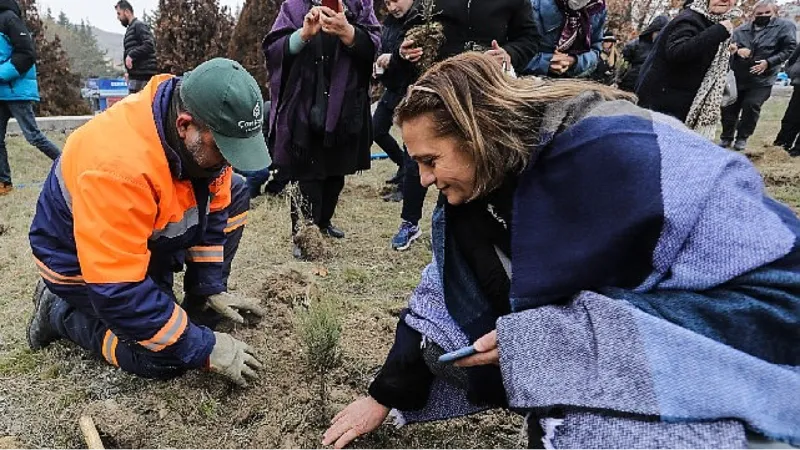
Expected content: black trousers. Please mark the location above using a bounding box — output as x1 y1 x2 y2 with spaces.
372 90 405 174
290 175 346 233
721 85 773 141
775 85 800 149
400 151 428 226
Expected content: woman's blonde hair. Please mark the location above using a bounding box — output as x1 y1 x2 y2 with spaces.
395 52 635 199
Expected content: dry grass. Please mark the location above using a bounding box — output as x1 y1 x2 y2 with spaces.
1 92 799 448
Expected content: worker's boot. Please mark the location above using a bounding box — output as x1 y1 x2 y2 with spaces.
27 280 62 350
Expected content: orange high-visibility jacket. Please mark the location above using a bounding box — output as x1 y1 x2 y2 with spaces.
29 75 242 368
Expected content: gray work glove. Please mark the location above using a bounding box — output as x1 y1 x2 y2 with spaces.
207 291 266 324
208 332 263 387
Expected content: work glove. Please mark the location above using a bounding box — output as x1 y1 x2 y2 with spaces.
207 291 266 324
208 332 263 387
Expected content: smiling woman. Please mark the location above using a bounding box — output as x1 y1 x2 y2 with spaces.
324 52 800 449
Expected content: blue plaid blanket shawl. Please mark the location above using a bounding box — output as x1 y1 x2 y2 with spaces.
396 97 800 448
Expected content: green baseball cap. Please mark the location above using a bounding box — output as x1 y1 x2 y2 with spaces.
180 58 271 172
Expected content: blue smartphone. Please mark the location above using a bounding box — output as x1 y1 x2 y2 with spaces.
438 345 477 364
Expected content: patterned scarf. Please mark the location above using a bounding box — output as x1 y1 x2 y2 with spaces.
554 0 606 54
684 1 739 138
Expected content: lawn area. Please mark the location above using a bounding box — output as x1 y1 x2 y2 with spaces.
0 90 798 448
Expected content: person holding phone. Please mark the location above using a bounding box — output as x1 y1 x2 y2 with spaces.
323 53 800 449
263 0 380 258
387 0 540 252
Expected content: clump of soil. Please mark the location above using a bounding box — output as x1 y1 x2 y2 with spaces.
294 224 326 261
83 399 144 448
0 224 8 236
262 268 313 307
406 0 445 73
285 182 327 261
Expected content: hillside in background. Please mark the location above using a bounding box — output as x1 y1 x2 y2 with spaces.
42 12 124 78
92 26 125 67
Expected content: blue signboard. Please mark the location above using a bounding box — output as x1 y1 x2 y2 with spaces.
83 78 129 112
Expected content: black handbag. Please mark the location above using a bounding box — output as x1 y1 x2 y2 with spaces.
309 37 329 133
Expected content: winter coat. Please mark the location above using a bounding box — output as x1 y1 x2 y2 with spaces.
388 95 800 447
123 18 157 80
523 0 606 77
0 0 38 102
618 15 668 92
376 13 415 94
636 8 730 122
29 76 235 370
264 0 381 180
398 0 540 74
730 18 796 89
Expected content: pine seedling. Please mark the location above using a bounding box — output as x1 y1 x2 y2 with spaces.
297 294 342 412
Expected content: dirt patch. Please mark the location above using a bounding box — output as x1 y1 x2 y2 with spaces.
762 164 800 187
262 268 315 308
342 183 381 199
83 399 145 449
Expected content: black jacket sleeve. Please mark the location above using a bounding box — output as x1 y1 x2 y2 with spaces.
1 12 36 76
343 26 376 63
664 22 730 64
766 21 797 69
786 43 800 69
503 0 540 72
127 21 155 61
367 312 434 411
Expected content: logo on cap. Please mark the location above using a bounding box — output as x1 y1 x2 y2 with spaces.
238 102 263 133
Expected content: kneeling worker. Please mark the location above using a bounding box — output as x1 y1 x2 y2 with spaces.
27 58 270 386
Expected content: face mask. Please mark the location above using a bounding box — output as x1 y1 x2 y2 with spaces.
567 0 591 10
753 15 771 27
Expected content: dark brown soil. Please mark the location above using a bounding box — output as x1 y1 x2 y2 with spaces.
294 224 327 261
406 21 445 74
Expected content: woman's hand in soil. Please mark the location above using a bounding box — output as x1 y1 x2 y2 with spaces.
455 330 499 367
399 39 423 63
323 396 389 448
320 0 356 46
300 7 322 42
485 40 510 68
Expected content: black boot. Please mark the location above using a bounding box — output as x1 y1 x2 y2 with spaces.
27 280 62 350
320 224 345 239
